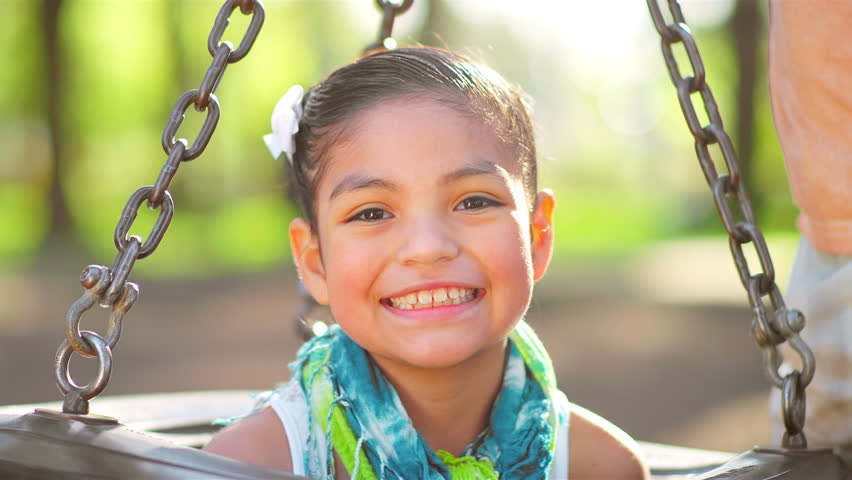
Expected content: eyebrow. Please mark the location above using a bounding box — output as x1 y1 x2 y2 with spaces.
328 159 509 201
439 159 508 184
329 174 398 200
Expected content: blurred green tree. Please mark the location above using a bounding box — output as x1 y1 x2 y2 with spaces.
0 0 796 274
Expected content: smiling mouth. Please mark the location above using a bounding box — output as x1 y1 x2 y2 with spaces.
382 287 480 310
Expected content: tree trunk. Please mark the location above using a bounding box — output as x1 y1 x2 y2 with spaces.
728 0 763 213
419 0 453 46
42 0 72 244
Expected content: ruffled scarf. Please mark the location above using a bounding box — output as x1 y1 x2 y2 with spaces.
292 321 562 479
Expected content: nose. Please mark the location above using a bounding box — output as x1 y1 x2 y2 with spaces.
395 213 460 267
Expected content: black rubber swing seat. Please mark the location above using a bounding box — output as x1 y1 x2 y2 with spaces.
0 391 306 480
0 390 735 479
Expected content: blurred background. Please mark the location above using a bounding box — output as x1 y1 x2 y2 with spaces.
1 0 801 454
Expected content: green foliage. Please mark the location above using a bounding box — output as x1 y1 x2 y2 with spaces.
0 183 47 265
0 0 799 277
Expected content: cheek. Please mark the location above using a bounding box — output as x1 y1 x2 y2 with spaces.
323 233 383 302
472 213 535 287
476 227 535 329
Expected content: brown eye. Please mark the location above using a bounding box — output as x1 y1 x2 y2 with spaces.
457 196 501 211
349 208 391 222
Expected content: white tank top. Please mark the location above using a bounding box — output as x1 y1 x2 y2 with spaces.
265 381 570 479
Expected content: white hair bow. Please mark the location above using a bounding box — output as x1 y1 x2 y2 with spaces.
263 84 304 164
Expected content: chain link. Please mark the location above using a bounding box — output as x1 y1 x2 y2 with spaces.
55 331 112 415
114 188 174 260
782 371 807 448
197 44 231 110
150 141 185 207
363 0 414 53
645 0 816 449
161 90 222 161
53 0 265 416
208 0 265 63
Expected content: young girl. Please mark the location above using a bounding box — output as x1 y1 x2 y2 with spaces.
205 47 648 479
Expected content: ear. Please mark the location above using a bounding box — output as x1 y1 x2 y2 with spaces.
531 190 555 282
289 217 329 305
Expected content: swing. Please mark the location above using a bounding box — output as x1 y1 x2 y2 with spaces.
0 1 848 478
642 2 847 478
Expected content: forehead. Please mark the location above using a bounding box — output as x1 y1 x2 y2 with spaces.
315 96 523 197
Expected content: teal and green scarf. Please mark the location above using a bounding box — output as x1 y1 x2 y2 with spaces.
293 321 563 479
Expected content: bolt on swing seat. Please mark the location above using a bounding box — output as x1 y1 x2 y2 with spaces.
1 1 849 479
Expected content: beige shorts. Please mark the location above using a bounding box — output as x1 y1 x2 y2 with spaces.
769 237 852 451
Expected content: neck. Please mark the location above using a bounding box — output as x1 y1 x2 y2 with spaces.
370 341 508 456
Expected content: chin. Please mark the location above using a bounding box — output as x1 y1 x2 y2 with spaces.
401 352 474 370
388 339 502 371
340 320 510 372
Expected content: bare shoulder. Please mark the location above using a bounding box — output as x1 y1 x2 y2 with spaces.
203 406 293 473
568 403 650 480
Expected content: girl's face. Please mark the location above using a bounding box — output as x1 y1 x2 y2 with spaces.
290 96 555 371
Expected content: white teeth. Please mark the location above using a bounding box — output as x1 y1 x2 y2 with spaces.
417 291 432 304
433 288 447 302
387 287 476 310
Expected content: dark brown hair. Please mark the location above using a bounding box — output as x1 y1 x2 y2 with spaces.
287 47 537 230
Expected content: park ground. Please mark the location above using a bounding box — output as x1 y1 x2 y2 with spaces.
0 236 801 454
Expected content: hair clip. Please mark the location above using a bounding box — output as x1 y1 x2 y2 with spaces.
263 84 304 165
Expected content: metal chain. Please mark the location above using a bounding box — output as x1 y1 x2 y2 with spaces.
363 0 414 53
293 281 322 341
645 0 815 449
53 0 265 416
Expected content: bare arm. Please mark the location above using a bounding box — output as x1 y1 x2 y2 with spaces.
203 406 294 473
204 400 648 478
769 0 852 254
568 403 649 480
